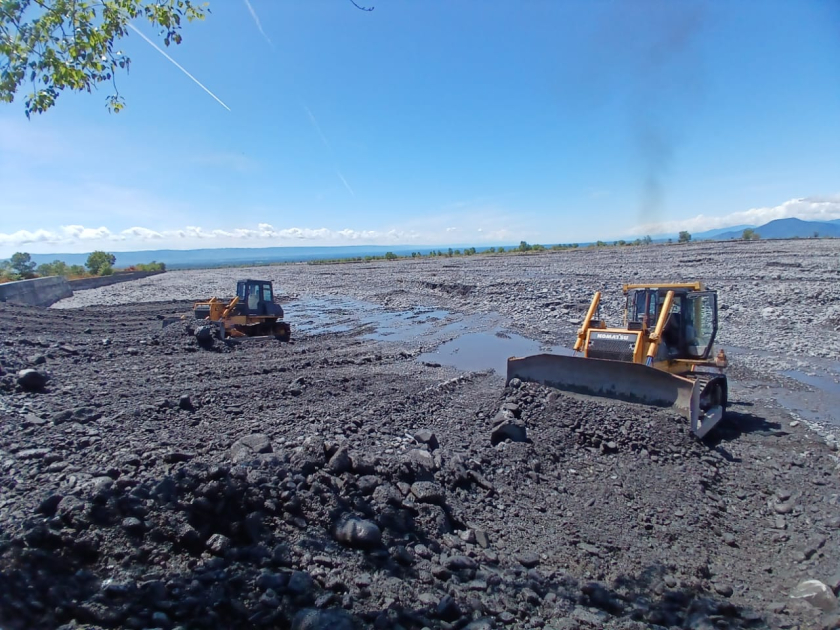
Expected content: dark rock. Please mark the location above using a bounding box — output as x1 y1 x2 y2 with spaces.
230 433 273 463
57 495 85 520
571 606 610 626
582 582 623 614
491 419 527 445
358 475 381 494
177 523 201 548
431 565 451 580
391 545 414 565
411 481 445 505
17 368 48 391
292 608 355 630
121 517 144 534
194 325 215 341
501 402 521 417
29 354 46 365
350 453 379 475
516 551 540 568
291 437 327 474
206 533 231 555
414 429 440 451
164 451 195 463
178 394 194 411
327 447 352 474
713 582 733 597
288 570 314 595
437 594 462 621
335 515 382 548
774 501 795 515
36 494 63 517
22 413 48 426
16 447 51 460
446 555 477 571
401 449 437 480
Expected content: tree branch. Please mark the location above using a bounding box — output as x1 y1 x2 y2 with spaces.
348 0 374 11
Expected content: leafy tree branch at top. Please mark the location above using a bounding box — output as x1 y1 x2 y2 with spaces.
1 0 374 117
1 0 210 117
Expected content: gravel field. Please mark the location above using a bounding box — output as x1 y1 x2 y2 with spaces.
2 239 840 629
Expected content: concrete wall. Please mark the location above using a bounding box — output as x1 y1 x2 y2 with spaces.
68 270 164 291
0 276 73 307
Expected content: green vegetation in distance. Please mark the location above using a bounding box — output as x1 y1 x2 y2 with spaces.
742 228 761 241
678 231 692 243
307 242 585 265
0 250 165 283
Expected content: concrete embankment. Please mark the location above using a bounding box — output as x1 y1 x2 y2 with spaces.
0 276 73 307
0 271 165 307
68 270 164 291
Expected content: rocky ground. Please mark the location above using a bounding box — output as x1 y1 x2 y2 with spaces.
1 239 840 630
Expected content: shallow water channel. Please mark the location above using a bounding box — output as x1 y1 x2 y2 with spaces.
290 296 840 428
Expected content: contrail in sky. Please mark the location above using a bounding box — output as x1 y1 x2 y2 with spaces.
304 105 333 151
243 0 274 48
336 170 356 197
304 103 356 197
127 23 231 111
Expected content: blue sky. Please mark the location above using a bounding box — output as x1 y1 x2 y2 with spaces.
2 0 840 255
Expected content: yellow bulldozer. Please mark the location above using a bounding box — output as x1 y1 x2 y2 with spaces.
193 279 291 341
506 282 728 438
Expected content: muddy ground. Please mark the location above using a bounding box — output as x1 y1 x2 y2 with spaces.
2 239 840 630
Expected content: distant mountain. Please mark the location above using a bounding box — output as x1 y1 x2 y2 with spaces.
714 217 840 240
692 225 756 240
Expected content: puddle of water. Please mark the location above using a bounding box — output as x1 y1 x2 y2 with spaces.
361 309 454 343
286 296 492 344
418 331 575 376
772 370 840 426
782 370 840 396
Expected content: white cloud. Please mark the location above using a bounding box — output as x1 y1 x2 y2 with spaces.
0 223 431 254
121 227 164 239
630 195 840 235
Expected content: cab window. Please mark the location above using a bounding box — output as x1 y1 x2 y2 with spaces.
686 292 717 359
262 284 273 303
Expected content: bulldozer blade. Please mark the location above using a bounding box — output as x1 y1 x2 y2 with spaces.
506 354 713 437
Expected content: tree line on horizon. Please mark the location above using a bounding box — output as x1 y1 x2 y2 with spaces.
3 228 765 280
0 250 165 284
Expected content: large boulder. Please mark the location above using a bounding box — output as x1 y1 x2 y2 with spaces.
230 434 273 463
334 515 382 548
790 579 838 611
17 369 48 391
291 437 327 475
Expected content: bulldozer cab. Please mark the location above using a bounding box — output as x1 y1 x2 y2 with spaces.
236 280 275 316
624 286 719 361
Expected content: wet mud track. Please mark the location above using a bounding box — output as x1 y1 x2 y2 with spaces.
2 241 840 629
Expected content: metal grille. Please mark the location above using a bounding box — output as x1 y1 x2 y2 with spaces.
588 337 635 362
